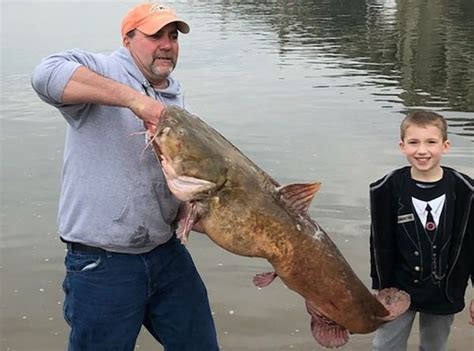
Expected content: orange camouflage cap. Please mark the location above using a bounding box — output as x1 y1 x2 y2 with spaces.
121 2 190 38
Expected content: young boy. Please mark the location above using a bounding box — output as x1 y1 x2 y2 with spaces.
369 111 473 351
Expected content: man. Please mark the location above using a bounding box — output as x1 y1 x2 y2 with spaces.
31 3 219 350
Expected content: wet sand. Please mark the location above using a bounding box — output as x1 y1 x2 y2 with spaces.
2 229 472 351
183 235 474 351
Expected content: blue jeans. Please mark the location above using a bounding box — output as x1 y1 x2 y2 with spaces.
62 236 219 351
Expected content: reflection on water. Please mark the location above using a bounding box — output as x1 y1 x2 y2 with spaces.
207 0 474 135
1 1 473 350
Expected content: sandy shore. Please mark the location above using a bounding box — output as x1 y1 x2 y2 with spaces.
1 219 472 351
135 234 474 350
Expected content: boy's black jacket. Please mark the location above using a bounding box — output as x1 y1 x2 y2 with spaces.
369 166 473 311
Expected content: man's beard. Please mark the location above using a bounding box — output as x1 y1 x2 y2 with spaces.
150 59 175 81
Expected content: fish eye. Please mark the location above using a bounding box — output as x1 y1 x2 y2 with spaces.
159 126 170 136
177 128 188 136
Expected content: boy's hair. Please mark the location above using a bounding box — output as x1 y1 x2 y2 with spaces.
400 111 448 141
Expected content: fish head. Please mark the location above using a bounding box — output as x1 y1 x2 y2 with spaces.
152 106 228 202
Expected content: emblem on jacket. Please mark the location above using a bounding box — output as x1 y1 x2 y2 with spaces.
397 213 415 224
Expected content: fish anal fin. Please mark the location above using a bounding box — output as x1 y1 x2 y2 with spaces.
305 300 349 348
279 182 322 215
252 271 278 288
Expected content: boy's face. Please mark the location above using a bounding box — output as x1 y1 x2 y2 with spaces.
399 124 450 178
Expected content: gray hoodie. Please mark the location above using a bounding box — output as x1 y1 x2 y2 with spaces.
31 47 183 254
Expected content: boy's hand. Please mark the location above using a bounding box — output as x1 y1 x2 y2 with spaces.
469 299 474 326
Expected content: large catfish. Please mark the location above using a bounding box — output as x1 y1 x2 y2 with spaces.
150 106 410 348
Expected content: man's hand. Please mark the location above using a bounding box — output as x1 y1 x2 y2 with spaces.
128 94 164 135
469 299 474 326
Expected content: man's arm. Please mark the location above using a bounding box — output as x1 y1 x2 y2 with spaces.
62 66 163 130
31 50 164 131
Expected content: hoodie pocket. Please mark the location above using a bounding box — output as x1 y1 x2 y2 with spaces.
153 182 181 225
113 183 133 222
112 178 180 226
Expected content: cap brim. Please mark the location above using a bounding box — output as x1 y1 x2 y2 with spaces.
138 18 190 35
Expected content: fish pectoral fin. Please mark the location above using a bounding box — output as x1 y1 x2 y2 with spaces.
278 182 322 215
176 202 201 244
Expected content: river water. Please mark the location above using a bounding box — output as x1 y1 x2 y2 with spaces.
1 0 473 350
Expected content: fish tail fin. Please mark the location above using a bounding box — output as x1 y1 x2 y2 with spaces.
375 288 411 321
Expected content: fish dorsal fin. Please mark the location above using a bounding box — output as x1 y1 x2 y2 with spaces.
279 182 321 215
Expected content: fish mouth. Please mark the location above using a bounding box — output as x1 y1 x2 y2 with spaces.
150 125 171 161
153 141 164 161
150 133 164 162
